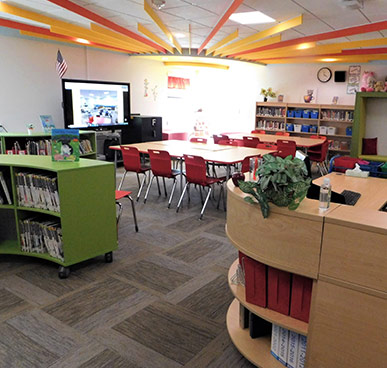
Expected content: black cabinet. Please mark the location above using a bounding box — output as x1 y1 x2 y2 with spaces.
121 116 162 144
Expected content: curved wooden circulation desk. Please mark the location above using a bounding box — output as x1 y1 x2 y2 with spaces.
226 176 387 368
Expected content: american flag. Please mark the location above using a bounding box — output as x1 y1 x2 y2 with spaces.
56 50 67 78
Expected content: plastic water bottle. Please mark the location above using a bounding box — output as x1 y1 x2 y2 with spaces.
319 178 331 211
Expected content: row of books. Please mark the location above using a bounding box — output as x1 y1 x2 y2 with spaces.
256 120 286 131
0 171 12 204
5 140 52 155
19 218 64 261
79 139 93 154
15 172 60 212
271 324 307 368
320 110 353 121
257 107 286 117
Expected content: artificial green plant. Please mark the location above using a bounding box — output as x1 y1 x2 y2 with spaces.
260 87 276 98
238 154 311 218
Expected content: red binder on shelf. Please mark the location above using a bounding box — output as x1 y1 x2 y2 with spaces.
243 254 267 308
290 274 313 323
267 267 291 315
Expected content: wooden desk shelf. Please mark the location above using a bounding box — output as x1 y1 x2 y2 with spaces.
226 178 387 368
227 299 283 368
228 259 308 336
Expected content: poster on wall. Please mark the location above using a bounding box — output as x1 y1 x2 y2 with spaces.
347 65 361 94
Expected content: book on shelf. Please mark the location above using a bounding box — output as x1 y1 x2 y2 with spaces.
19 217 64 261
51 129 80 162
79 139 93 154
0 171 12 204
270 324 307 368
15 172 60 212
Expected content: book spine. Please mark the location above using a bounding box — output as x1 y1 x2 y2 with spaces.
271 324 280 360
278 327 289 365
287 331 299 368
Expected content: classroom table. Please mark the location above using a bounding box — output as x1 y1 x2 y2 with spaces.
227 133 325 148
313 172 387 210
110 140 276 192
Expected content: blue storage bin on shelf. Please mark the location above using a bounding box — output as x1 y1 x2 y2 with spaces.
301 125 310 132
302 111 310 119
346 127 352 136
359 161 383 177
287 110 295 117
311 111 319 119
286 123 294 131
309 125 318 133
294 110 302 118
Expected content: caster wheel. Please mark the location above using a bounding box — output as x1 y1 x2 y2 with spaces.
58 266 70 279
105 252 113 263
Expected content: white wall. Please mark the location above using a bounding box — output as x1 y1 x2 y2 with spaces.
258 63 387 105
0 30 386 134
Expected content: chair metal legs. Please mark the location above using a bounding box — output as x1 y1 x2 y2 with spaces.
176 182 224 220
176 182 189 213
200 187 212 220
116 195 139 232
168 178 177 208
117 170 127 190
144 175 177 207
118 170 148 202
144 175 155 203
137 173 147 201
127 194 139 232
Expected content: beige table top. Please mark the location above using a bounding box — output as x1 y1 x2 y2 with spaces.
313 172 387 211
228 133 324 148
112 140 276 164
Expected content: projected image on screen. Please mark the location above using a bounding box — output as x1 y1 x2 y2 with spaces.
80 89 119 126
62 80 130 129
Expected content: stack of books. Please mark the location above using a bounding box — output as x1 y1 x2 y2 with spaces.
79 139 93 154
15 172 60 212
271 324 307 368
19 218 63 261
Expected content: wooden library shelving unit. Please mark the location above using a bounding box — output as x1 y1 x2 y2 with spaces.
255 102 354 154
0 155 117 278
226 179 386 368
0 131 97 159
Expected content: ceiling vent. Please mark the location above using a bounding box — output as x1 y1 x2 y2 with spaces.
151 0 166 10
339 0 364 10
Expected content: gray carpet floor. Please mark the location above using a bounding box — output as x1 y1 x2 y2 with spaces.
0 166 255 368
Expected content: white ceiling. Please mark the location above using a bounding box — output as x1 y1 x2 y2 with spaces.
1 0 386 50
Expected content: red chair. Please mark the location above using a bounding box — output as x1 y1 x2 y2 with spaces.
190 137 207 144
118 146 151 201
308 140 330 175
310 135 327 140
177 155 226 219
213 134 229 144
144 149 180 207
243 136 260 148
275 132 290 136
115 190 138 232
251 130 266 134
276 139 297 158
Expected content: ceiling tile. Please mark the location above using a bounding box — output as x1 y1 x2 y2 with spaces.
161 4 215 19
7 0 59 12
346 32 386 41
181 0 234 16
0 13 50 28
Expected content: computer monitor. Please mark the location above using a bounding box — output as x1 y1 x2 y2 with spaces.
62 79 131 129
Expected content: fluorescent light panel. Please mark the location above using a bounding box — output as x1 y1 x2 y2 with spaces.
229 11 275 25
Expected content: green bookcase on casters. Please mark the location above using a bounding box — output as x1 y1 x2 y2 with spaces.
0 155 117 278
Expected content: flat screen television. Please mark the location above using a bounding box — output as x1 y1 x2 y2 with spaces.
62 79 131 129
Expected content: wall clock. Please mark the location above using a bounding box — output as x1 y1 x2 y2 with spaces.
317 67 332 83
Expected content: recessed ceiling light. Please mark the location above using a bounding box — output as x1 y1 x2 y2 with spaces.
174 33 186 38
296 42 315 50
229 11 275 25
76 38 90 44
321 58 338 62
